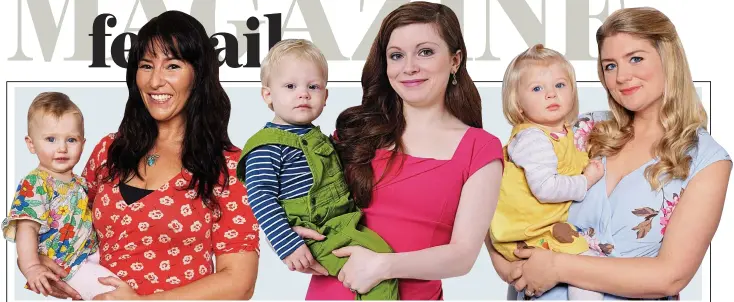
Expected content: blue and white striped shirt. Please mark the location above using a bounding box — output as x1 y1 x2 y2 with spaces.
243 122 314 259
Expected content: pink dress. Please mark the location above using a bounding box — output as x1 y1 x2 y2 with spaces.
306 127 503 300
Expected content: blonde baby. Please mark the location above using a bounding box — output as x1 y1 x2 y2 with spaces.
489 45 605 300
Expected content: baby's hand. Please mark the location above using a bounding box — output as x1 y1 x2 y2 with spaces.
283 244 315 273
22 263 59 297
583 159 604 189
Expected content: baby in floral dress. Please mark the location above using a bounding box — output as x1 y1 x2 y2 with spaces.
2 92 116 300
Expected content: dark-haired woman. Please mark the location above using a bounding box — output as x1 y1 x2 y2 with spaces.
38 10 260 300
298 2 504 300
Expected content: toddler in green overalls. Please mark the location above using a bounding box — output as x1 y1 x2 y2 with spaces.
236 39 398 300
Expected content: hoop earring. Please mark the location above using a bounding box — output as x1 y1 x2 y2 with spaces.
451 71 458 85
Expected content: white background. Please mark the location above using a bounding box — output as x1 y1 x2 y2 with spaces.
0 0 732 301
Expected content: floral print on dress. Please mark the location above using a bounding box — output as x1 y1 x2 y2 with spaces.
660 189 682 235
631 188 684 239
526 113 727 300
573 117 594 151
576 227 614 257
2 169 97 280
81 133 260 295
572 111 612 152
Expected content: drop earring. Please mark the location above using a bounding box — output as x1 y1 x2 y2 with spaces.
451 71 458 85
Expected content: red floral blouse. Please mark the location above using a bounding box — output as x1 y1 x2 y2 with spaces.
81 133 259 295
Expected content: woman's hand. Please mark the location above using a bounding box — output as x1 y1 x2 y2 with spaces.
332 246 389 294
485 236 525 291
292 226 329 276
92 277 140 300
36 256 82 300
497 258 525 291
513 248 560 297
489 251 525 292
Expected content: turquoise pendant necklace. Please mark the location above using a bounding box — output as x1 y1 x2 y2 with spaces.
146 153 160 167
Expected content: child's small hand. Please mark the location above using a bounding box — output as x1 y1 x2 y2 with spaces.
22 263 59 297
283 244 315 273
583 159 604 189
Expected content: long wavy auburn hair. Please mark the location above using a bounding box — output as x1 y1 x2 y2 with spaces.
333 1 481 207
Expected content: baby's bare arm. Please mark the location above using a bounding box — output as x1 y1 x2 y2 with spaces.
15 221 59 296
15 220 42 273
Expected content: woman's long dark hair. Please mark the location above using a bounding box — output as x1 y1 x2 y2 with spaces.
333 2 481 208
103 10 235 213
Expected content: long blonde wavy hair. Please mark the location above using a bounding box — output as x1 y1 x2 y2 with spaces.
588 7 707 191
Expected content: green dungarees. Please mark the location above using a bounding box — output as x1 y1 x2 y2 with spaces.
237 126 399 300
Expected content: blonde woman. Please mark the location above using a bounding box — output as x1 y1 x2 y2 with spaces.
489 7 731 300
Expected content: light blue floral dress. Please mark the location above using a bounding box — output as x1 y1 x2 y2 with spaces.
517 111 731 300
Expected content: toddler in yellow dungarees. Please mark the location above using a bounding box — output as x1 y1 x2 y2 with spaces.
489 44 605 300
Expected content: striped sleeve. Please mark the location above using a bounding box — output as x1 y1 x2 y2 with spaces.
508 127 588 202
243 145 305 260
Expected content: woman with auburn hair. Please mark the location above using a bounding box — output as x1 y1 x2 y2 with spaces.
292 1 504 300
490 7 731 300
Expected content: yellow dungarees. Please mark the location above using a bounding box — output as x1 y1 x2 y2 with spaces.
490 123 589 261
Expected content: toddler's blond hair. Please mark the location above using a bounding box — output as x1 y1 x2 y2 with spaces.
501 44 579 126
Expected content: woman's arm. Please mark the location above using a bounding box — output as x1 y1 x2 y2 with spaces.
333 160 503 294
384 160 503 279
518 160 732 298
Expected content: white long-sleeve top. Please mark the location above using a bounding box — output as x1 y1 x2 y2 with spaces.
507 127 588 203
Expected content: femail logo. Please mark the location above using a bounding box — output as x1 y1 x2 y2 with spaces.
9 0 628 68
